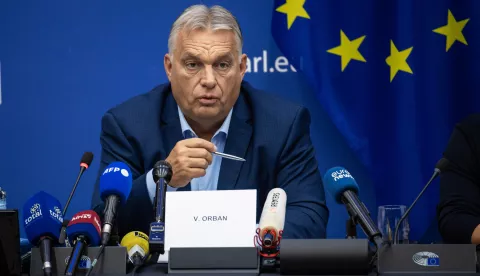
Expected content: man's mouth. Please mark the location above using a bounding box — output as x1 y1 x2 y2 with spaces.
198 97 218 105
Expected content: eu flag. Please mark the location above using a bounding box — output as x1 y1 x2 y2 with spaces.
272 0 480 240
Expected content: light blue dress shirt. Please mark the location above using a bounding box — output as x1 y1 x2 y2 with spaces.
146 106 233 203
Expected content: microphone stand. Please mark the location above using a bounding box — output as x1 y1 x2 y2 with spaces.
149 161 172 256
346 217 357 239
59 154 93 246
344 203 386 274
342 195 383 251
260 254 280 272
255 228 283 272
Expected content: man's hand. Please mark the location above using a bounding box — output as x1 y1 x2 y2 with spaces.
166 138 216 188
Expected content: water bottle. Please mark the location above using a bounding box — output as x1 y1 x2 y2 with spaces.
0 187 6 210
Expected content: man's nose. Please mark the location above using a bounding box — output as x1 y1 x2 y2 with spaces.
200 66 216 89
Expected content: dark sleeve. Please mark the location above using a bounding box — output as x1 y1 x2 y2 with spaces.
437 116 480 244
91 111 155 239
277 107 329 239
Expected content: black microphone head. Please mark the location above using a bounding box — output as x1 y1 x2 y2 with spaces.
153 160 173 183
435 157 450 173
80 152 94 168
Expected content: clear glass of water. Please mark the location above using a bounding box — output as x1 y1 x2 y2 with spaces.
0 188 6 210
377 205 409 243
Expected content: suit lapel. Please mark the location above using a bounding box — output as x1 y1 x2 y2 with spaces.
160 88 192 191
160 90 183 160
217 92 252 190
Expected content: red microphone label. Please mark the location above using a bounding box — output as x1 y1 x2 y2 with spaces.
68 210 101 234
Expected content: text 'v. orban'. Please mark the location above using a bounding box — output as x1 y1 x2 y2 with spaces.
193 216 228 222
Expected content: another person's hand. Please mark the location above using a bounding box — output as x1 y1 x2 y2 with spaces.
165 138 216 188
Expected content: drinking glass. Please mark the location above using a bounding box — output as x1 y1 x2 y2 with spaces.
377 205 409 243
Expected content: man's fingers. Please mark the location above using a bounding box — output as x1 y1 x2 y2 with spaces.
188 158 210 169
184 138 217 152
189 168 207 178
187 148 213 164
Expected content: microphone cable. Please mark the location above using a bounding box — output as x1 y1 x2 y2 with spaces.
368 238 392 276
131 252 151 276
84 244 105 276
131 265 140 276
84 231 121 276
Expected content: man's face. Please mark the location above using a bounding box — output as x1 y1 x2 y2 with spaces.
164 28 247 125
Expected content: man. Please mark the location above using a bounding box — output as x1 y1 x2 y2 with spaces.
437 113 480 244
91 4 329 240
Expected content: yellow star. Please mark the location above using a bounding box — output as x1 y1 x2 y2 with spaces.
433 10 469 52
385 40 413 82
276 0 310 30
327 30 366 72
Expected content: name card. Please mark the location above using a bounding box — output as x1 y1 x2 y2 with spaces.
164 189 257 250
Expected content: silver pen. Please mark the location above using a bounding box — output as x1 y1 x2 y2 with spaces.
212 152 246 162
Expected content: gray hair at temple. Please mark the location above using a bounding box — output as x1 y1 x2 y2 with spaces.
168 5 243 58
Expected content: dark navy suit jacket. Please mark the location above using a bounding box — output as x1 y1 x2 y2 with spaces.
91 81 329 239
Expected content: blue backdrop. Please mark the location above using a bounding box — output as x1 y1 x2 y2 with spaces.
271 0 480 241
1 0 473 241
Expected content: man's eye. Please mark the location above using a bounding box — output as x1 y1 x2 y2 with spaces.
216 62 230 70
186 62 198 69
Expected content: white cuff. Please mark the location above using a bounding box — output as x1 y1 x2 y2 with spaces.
146 169 156 204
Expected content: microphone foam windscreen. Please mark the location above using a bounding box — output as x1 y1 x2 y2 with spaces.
100 161 132 204
22 191 64 245
66 210 101 246
121 231 150 259
80 152 94 167
435 157 450 172
259 188 287 232
323 167 359 204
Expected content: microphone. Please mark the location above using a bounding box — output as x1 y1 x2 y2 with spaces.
99 161 132 246
152 160 172 221
149 160 172 255
393 158 450 244
64 210 101 276
120 231 150 273
59 152 94 245
323 167 383 250
254 188 287 258
85 162 132 276
23 191 64 276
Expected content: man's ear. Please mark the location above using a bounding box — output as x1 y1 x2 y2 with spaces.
239 54 248 79
164 54 173 81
